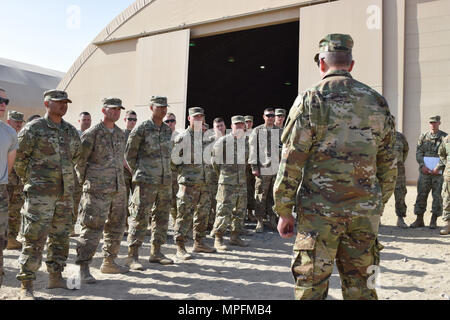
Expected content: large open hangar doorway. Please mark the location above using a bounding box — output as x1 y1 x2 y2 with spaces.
187 21 299 128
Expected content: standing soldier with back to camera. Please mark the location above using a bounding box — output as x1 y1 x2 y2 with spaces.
5 111 25 251
437 135 450 235
410 116 447 229
75 98 129 284
125 96 174 270
393 127 409 228
274 34 396 300
15 90 81 299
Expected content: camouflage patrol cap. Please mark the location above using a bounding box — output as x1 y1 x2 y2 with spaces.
429 116 441 123
275 108 287 116
150 96 169 107
43 90 72 103
231 115 245 124
189 107 205 117
102 97 125 110
7 110 24 122
314 34 354 64
244 115 254 122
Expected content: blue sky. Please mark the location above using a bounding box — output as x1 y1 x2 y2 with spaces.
1 0 134 72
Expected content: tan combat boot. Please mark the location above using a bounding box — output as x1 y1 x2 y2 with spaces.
6 237 22 250
440 221 450 235
80 262 96 284
126 247 144 271
149 244 174 265
193 238 216 253
20 280 35 300
100 257 129 274
410 215 425 228
47 272 68 289
429 215 438 229
176 241 193 260
255 217 264 233
396 217 408 229
229 232 249 247
214 234 229 252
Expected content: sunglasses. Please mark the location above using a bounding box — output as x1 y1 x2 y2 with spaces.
264 114 275 118
165 119 176 123
127 118 137 121
0 97 9 106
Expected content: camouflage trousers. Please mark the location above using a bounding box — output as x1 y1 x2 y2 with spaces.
170 173 179 224
7 185 24 239
213 184 247 235
208 182 218 229
442 181 450 222
246 166 256 211
254 175 276 219
76 191 127 264
394 165 407 217
414 173 443 216
292 213 382 300
0 185 8 281
128 183 171 249
124 169 133 220
73 170 82 227
16 192 73 281
174 183 211 243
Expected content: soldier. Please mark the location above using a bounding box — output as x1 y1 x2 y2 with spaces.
5 111 25 250
0 88 19 289
274 34 396 300
15 90 81 299
410 116 448 229
437 136 450 235
244 116 256 222
75 98 129 284
77 112 92 137
164 112 179 226
393 130 409 228
275 109 287 130
172 107 216 260
123 110 137 232
211 116 249 251
249 108 281 232
125 96 173 270
72 111 91 237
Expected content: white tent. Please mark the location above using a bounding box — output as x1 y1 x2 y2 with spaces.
0 57 64 121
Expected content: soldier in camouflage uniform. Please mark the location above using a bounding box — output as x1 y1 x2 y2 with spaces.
244 116 256 222
163 112 179 226
211 116 250 251
411 116 448 229
75 98 129 284
172 107 216 260
273 34 396 300
393 130 409 228
5 111 25 250
0 88 19 289
125 96 173 270
123 110 137 233
249 108 281 232
204 127 219 232
275 109 287 131
15 90 81 299
437 136 450 235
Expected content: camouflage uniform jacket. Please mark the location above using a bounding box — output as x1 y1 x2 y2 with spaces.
248 124 281 174
15 114 81 196
75 122 126 194
212 133 248 186
394 131 409 165
203 133 218 185
438 136 450 182
8 168 22 188
273 70 397 218
125 119 172 185
416 130 448 170
172 127 208 185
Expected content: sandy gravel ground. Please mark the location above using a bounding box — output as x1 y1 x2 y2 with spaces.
1 186 449 300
